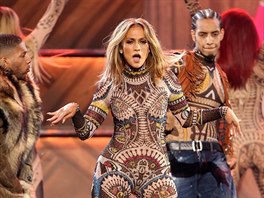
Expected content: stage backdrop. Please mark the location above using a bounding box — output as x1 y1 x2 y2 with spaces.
0 0 260 50
39 55 114 136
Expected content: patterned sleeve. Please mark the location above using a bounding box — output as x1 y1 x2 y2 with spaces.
165 69 227 127
24 0 67 83
72 80 112 140
25 0 67 51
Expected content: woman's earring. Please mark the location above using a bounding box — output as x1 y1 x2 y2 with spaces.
119 49 123 54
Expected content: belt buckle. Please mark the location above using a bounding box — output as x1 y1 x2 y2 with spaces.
192 140 203 152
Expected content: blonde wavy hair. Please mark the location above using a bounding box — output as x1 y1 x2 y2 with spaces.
0 7 23 36
101 18 169 86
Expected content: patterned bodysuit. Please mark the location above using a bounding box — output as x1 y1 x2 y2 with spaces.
72 64 225 198
231 44 264 196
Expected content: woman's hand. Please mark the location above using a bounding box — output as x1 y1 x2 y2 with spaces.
47 102 79 125
224 107 241 135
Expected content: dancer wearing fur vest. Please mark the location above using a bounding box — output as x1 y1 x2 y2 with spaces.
0 34 42 198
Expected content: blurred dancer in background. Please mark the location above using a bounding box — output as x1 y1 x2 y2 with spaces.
218 2 264 197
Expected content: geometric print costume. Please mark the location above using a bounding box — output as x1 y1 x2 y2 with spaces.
231 44 264 196
71 64 226 197
165 50 236 198
166 50 228 143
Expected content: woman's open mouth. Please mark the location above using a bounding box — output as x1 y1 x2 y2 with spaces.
132 54 141 63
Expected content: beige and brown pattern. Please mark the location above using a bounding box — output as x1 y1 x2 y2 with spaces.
231 44 264 197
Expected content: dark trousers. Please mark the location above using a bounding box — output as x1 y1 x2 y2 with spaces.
167 145 237 198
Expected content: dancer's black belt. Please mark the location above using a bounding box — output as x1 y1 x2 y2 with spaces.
166 141 223 152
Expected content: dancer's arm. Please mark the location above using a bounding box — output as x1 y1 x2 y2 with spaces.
25 0 68 51
47 80 112 140
183 0 201 16
25 0 68 83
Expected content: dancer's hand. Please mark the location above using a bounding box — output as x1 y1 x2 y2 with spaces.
224 107 241 135
47 102 79 125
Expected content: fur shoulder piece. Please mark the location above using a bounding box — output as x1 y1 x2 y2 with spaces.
177 51 206 99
